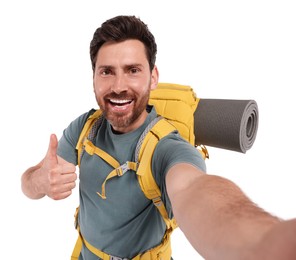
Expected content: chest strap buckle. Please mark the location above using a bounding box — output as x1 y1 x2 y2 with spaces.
110 255 129 260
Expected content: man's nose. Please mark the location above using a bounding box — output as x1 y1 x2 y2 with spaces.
111 75 128 94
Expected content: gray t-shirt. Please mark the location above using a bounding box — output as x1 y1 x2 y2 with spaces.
57 107 206 259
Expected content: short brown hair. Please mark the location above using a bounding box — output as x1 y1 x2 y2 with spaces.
90 15 157 72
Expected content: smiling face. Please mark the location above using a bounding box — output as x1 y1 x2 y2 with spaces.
93 39 159 133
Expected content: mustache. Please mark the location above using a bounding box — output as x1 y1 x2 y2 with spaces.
104 92 135 100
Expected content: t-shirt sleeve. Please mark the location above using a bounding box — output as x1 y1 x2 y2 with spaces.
151 132 207 218
57 111 93 165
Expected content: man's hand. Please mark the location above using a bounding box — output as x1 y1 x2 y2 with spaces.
21 134 77 200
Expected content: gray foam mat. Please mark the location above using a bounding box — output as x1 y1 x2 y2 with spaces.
194 99 259 153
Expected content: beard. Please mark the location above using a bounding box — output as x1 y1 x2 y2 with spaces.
96 87 150 130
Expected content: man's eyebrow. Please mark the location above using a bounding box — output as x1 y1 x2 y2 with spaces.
96 65 113 69
125 63 144 69
127 63 143 67
96 63 144 70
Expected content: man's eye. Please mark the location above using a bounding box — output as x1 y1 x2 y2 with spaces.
102 69 111 75
130 67 139 74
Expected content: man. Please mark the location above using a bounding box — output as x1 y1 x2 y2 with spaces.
21 15 296 259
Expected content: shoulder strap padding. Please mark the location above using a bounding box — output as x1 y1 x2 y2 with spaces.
136 118 178 229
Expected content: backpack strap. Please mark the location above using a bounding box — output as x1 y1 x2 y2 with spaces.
136 117 178 230
76 109 103 166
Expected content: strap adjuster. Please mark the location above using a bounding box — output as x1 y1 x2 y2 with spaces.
152 197 163 207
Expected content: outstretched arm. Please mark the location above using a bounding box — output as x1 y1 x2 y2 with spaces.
166 163 296 259
21 134 77 200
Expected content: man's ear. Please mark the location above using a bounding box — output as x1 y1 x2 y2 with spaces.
150 65 159 90
92 71 95 92
93 80 95 93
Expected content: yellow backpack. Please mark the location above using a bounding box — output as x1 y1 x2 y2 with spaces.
71 83 208 260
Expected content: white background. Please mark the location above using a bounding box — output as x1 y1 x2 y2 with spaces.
1 0 295 259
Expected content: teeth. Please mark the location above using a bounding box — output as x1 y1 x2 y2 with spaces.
110 99 131 104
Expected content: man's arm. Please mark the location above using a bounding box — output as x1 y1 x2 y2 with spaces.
166 163 296 259
21 134 77 200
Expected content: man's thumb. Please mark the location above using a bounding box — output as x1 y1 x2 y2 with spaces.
46 134 59 163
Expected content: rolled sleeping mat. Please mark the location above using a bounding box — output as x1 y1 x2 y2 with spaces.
194 99 259 153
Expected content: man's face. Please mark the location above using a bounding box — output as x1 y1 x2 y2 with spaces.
93 39 158 133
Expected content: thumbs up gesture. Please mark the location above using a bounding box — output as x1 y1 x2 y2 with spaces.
22 134 77 200
38 134 77 200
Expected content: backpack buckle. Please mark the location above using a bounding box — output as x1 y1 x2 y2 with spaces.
116 162 129 176
110 256 129 260
120 162 129 175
